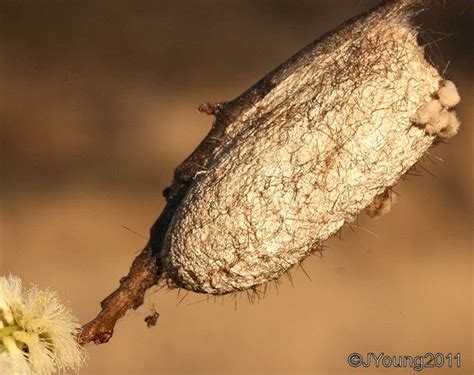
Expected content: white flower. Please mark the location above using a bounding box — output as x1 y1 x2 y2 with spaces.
0 276 87 374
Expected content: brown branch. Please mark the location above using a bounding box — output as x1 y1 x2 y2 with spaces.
79 246 161 345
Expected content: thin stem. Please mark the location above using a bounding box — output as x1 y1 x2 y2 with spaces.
79 247 161 345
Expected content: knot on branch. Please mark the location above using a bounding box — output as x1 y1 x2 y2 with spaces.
197 102 225 116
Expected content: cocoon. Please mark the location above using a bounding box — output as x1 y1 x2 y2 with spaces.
161 0 460 294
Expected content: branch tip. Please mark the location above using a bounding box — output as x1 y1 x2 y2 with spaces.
79 247 161 346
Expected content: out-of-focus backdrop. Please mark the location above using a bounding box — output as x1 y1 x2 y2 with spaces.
0 1 472 374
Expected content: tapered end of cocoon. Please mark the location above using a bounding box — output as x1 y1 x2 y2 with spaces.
376 0 428 16
385 0 427 8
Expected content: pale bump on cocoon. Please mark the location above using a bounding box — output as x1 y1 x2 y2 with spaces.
438 111 460 138
425 110 460 138
411 80 461 139
161 0 461 294
366 190 397 220
437 80 461 108
410 99 443 125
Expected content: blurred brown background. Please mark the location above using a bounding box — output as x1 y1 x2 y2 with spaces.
0 1 472 374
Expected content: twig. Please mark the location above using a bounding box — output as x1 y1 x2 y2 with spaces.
79 246 160 345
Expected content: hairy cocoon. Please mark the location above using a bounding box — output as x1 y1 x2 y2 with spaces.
161 1 460 294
